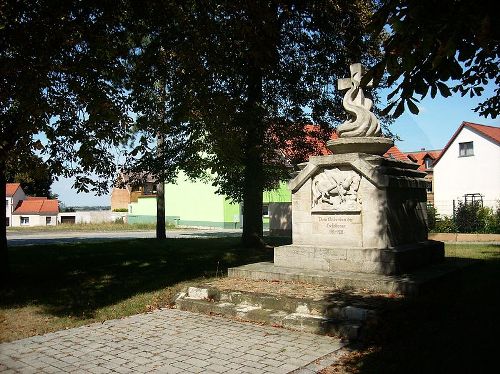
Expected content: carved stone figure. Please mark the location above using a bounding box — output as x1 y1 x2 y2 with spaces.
337 63 381 138
312 168 361 211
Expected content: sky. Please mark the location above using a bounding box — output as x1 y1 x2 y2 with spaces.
51 82 500 207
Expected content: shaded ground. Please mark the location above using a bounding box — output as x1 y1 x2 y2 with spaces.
2 241 498 373
0 236 287 342
321 244 500 374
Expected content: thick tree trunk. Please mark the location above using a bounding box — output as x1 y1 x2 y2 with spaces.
156 180 166 239
0 160 9 281
156 133 166 240
241 65 266 248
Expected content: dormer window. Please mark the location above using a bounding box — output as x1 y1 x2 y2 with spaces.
459 141 474 157
424 158 433 169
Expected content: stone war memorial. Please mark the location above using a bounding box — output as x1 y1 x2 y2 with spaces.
233 63 444 281
177 63 456 340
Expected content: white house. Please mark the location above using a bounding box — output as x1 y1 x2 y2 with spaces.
5 183 59 227
6 183 26 227
433 122 500 216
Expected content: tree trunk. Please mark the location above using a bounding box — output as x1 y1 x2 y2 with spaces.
156 133 166 240
241 64 266 248
156 180 166 239
0 160 9 281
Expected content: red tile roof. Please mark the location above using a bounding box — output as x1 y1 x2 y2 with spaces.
385 146 411 161
25 196 47 200
13 199 59 215
404 150 442 171
433 122 500 166
465 122 500 144
6 183 21 197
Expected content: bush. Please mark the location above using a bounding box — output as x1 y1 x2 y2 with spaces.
455 201 482 233
434 216 457 233
440 201 500 234
480 206 500 234
426 205 437 231
112 208 128 212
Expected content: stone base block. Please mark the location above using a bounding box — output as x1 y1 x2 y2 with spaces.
274 240 444 275
228 257 471 296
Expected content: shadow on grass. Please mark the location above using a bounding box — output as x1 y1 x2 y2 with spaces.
331 247 500 373
1 237 289 320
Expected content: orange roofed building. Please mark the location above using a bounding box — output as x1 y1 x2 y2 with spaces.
5 183 59 227
404 149 442 206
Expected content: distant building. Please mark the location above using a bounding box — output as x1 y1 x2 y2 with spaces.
111 172 157 211
433 122 500 216
6 183 25 227
405 149 442 206
6 183 59 226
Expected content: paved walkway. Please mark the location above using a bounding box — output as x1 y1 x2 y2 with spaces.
0 309 345 374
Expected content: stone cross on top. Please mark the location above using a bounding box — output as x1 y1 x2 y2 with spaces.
337 63 373 93
336 62 380 138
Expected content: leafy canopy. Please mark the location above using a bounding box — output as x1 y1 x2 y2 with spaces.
370 0 499 118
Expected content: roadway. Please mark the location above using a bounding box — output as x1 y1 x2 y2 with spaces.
6 228 243 246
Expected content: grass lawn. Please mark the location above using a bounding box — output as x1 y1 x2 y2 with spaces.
323 243 500 374
0 236 287 342
6 222 158 232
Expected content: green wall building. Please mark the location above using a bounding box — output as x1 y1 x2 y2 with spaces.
128 172 291 229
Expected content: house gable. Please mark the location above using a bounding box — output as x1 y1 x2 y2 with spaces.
433 122 500 216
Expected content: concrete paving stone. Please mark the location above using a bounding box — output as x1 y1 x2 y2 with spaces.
150 364 184 374
183 356 211 368
203 363 230 373
238 353 264 363
245 360 268 369
260 357 285 367
239 365 267 374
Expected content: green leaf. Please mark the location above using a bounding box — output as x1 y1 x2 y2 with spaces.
407 99 419 115
436 82 451 97
393 100 406 118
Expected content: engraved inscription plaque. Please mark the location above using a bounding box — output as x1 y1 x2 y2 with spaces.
311 214 362 247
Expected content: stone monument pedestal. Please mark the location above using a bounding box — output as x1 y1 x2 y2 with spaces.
274 148 444 276
228 140 447 294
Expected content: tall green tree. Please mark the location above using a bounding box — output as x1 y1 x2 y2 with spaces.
0 0 130 279
5 152 54 198
370 0 499 118
122 2 207 240
187 1 385 247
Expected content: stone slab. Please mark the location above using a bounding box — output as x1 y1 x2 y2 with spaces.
326 137 393 155
228 257 472 295
274 241 445 275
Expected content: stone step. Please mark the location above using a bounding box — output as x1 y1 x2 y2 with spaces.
184 286 373 322
175 286 373 340
228 259 470 295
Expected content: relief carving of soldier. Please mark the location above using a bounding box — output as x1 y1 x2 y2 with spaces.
312 169 361 211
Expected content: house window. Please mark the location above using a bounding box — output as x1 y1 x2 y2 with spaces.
426 181 433 193
46 217 52 225
20 216 29 225
424 158 433 169
459 141 474 157
262 204 269 217
5 199 8 206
